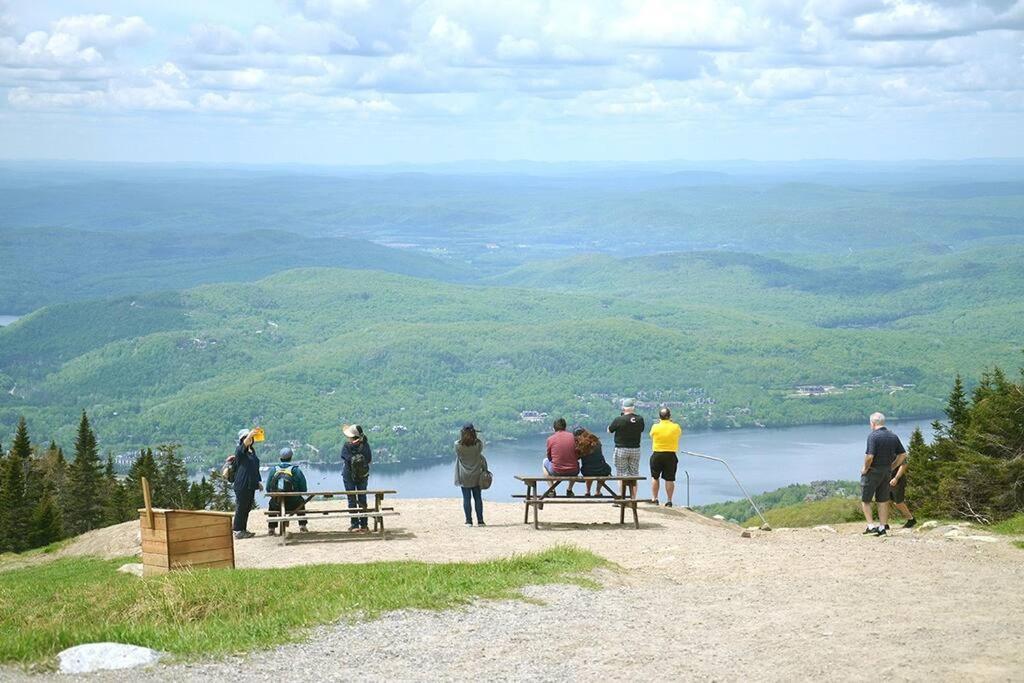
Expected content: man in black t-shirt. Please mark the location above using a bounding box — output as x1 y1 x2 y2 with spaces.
608 398 645 476
861 412 906 537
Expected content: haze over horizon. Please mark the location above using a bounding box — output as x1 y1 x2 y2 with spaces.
1 0 1022 164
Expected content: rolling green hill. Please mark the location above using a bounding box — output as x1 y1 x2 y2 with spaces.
1 246 1021 465
0 227 470 313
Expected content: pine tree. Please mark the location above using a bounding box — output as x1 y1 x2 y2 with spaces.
11 416 31 461
944 374 970 439
209 468 234 511
101 454 127 525
28 492 63 548
106 478 133 525
64 412 104 536
125 448 159 511
155 444 188 509
0 445 29 553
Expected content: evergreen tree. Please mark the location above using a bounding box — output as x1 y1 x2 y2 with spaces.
186 476 214 510
106 479 133 525
155 444 188 509
0 445 29 553
101 454 130 525
11 416 31 461
208 468 234 511
28 492 63 548
125 448 159 510
944 374 970 440
64 412 104 536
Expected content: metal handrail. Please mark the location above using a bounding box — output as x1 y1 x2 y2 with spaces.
681 450 771 530
683 470 690 509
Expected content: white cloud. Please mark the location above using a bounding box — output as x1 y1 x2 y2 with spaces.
198 91 265 112
53 14 152 48
0 30 102 66
610 0 761 49
427 15 474 56
252 25 286 53
188 23 245 55
747 68 829 99
495 35 541 61
200 68 267 90
849 0 1024 40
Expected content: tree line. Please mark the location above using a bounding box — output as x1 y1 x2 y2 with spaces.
906 366 1024 523
0 412 234 554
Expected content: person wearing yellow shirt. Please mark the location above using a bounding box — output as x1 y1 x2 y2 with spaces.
649 407 682 507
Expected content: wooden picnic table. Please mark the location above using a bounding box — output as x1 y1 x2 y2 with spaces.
513 476 646 529
265 489 399 545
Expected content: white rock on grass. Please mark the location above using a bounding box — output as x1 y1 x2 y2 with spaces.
920 520 939 529
117 563 144 577
58 643 162 674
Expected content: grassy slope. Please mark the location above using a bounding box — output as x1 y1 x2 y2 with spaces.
742 498 866 528
1 245 1022 462
0 546 605 665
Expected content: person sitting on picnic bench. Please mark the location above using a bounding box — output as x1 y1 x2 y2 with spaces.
266 447 308 536
574 427 611 496
544 417 580 494
341 423 372 533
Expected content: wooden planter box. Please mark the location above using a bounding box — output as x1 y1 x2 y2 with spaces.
139 509 235 576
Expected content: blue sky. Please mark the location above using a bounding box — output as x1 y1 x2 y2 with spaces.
1 0 1022 163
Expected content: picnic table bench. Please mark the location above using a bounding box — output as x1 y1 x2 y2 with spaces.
513 476 646 529
265 489 399 545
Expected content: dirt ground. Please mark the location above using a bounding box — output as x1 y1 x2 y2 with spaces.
11 500 1024 681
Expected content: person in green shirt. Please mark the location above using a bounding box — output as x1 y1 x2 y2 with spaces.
265 447 309 536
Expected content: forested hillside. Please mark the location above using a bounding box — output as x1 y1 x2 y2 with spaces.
1 250 1020 466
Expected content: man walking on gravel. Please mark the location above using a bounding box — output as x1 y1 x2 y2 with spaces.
609 398 644 477
889 449 917 528
861 412 905 536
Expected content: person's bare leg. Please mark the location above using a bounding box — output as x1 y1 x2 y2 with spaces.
894 502 913 519
666 481 675 505
651 477 660 503
862 501 875 526
879 501 890 527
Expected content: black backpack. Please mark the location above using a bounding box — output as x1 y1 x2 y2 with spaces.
349 447 370 480
268 464 296 492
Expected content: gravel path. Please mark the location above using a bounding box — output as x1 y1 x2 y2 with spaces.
7 500 1024 681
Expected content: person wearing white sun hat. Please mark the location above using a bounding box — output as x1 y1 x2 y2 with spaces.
230 428 262 539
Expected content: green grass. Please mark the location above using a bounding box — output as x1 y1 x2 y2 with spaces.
1012 541 1024 550
743 497 865 528
990 513 1024 536
0 546 606 665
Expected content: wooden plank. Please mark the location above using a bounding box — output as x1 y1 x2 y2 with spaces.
141 540 167 555
266 490 397 497
143 564 169 577
272 511 399 523
161 524 231 543
169 535 233 555
516 479 643 483
141 527 168 543
523 499 633 505
166 513 233 531
142 552 170 568
171 548 234 566
174 559 233 571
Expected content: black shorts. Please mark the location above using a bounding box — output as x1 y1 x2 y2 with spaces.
890 474 907 504
650 451 678 481
861 469 891 503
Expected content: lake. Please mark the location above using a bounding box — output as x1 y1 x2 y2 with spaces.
0 315 19 326
245 419 934 508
